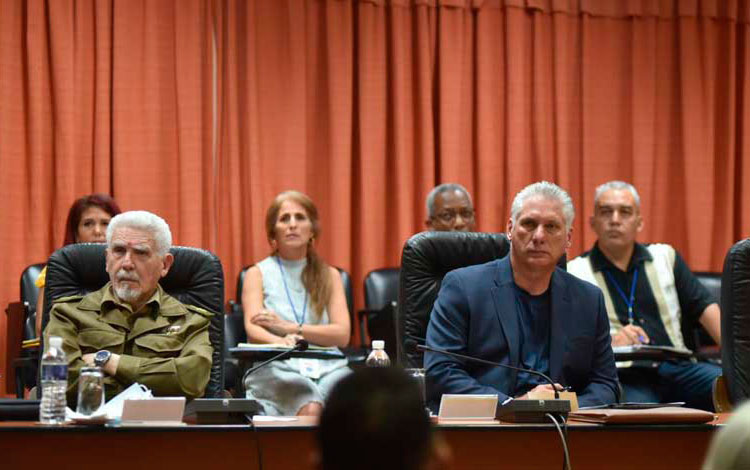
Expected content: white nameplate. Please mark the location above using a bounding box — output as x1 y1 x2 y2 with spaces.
438 394 498 420
120 397 186 426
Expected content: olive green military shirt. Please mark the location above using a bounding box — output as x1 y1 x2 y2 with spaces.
44 282 214 402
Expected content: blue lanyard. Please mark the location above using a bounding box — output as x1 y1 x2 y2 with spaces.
604 267 638 325
275 256 307 325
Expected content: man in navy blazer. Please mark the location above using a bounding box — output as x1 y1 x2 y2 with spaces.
425 182 619 407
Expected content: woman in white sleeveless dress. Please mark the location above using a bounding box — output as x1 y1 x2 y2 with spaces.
242 190 351 416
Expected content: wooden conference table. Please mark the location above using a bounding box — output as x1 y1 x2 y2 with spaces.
0 414 724 470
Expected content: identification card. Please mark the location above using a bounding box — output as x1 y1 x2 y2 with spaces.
298 359 321 379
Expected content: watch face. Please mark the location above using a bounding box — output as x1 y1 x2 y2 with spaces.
95 350 110 366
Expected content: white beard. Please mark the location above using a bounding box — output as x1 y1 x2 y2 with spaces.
114 269 141 303
114 284 141 303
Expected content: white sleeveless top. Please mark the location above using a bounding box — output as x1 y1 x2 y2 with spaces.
255 256 347 374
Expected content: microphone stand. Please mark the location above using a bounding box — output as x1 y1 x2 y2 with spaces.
416 342 571 423
244 339 309 377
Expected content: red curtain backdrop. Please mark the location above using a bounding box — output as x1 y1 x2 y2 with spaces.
1 0 749 393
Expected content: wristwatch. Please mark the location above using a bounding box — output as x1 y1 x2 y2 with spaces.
94 350 112 368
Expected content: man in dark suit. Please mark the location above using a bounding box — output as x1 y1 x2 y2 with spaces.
425 181 619 407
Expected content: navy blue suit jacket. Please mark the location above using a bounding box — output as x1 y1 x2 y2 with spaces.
425 256 619 407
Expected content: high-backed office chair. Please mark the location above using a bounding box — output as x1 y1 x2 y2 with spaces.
41 243 225 398
398 232 514 368
21 263 45 340
719 238 750 407
684 272 721 357
359 268 400 358
397 231 569 368
5 263 45 396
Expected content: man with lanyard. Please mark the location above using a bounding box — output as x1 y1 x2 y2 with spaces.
567 181 721 410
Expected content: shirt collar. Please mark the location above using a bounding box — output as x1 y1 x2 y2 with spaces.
589 242 653 273
99 282 164 315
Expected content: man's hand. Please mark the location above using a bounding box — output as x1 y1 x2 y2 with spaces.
611 324 650 346
517 383 564 399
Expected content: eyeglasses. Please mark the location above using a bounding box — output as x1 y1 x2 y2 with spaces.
434 209 475 224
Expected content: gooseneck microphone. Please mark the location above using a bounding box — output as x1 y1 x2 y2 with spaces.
407 338 571 423
244 339 309 377
405 339 561 399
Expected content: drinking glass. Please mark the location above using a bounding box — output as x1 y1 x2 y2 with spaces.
404 368 427 405
77 367 104 415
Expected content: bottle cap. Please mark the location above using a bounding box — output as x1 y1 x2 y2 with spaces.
372 340 385 350
49 336 63 348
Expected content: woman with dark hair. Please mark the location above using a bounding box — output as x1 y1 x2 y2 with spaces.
242 190 350 416
35 193 122 335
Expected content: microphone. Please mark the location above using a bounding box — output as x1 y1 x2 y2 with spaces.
406 339 560 398
244 339 309 377
409 340 571 423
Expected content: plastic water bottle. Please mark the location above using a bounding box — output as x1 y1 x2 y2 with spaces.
366 340 391 367
40 336 68 424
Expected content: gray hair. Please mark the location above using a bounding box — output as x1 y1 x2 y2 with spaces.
426 183 473 217
510 181 575 231
106 210 172 257
594 181 641 209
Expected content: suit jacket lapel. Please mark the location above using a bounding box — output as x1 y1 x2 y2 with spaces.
491 257 520 385
548 269 570 381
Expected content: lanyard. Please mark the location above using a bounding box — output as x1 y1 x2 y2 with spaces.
604 267 638 325
275 256 307 325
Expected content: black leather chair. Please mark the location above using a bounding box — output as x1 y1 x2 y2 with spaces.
359 268 399 358
398 232 511 367
397 231 569 368
684 272 721 357
720 238 750 407
5 263 45 397
223 313 245 393
41 243 225 398
21 263 45 341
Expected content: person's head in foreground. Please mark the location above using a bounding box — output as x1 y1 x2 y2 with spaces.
317 367 451 470
425 183 476 232
105 210 174 311
703 400 750 470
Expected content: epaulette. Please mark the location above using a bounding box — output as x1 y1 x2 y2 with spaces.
52 294 85 304
185 304 215 318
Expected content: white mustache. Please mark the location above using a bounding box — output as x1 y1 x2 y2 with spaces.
116 270 139 282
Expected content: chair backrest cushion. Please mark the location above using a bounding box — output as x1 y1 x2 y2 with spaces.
43 243 225 398
20 263 45 340
721 239 750 405
398 232 511 367
683 272 721 350
364 268 400 311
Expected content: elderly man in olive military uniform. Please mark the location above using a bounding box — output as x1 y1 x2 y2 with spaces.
44 210 213 401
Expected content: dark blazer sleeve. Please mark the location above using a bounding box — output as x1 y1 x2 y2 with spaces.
425 270 507 401
575 287 619 406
